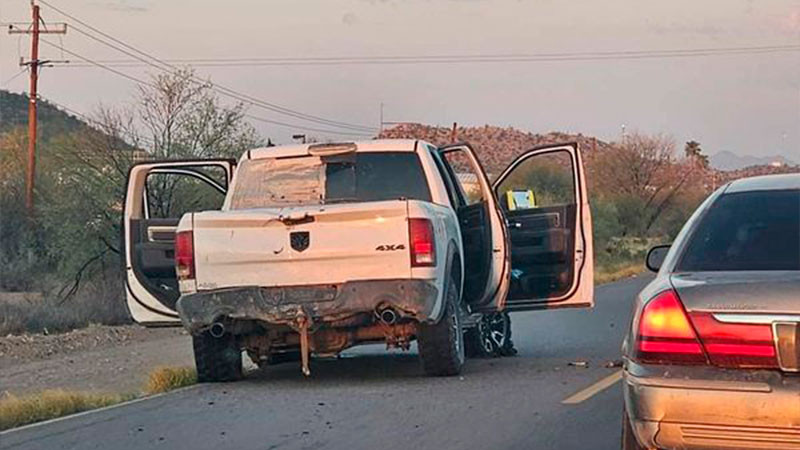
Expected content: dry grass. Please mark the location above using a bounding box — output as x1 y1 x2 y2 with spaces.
144 366 197 395
0 389 134 431
0 366 198 432
595 262 644 285
0 278 131 336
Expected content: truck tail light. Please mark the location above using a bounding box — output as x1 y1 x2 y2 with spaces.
175 230 195 281
633 290 706 365
409 218 436 267
688 312 778 369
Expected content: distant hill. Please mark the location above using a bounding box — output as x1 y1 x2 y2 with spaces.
379 123 614 174
0 89 148 163
380 123 798 189
0 90 87 141
710 150 797 171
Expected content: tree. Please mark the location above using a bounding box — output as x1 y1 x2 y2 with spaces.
134 68 261 217
0 127 37 290
684 140 709 169
594 133 696 235
19 67 261 298
138 68 259 160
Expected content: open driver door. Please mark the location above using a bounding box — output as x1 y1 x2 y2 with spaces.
491 143 594 311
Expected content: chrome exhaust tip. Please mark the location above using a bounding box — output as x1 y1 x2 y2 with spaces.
209 322 226 338
379 308 397 325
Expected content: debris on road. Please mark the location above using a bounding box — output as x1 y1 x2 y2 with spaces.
568 361 589 368
604 360 624 368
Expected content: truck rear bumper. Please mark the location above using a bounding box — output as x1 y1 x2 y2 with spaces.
176 279 439 334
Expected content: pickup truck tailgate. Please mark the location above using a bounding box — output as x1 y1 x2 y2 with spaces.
191 200 411 290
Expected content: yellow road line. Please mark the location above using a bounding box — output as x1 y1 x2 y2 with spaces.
561 370 623 405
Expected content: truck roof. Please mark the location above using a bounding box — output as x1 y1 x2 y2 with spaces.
246 139 420 160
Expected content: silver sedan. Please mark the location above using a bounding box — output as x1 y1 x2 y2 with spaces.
622 173 800 450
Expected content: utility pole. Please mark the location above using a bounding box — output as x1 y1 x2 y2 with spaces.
7 1 67 215
379 102 384 133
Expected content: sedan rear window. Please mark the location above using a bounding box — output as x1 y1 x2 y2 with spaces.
677 190 800 271
229 151 431 209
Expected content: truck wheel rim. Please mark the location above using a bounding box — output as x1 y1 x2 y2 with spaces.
478 319 494 353
486 313 509 350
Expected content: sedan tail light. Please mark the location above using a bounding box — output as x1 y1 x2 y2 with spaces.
409 218 436 267
175 230 195 281
634 289 779 369
634 290 707 364
688 313 778 369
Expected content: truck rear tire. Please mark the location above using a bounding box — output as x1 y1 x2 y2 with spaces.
418 274 465 376
192 331 243 383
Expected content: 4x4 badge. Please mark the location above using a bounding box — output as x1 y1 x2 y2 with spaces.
375 244 405 251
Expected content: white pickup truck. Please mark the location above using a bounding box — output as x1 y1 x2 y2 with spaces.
123 139 594 380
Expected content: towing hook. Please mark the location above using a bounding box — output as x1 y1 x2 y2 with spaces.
296 309 312 377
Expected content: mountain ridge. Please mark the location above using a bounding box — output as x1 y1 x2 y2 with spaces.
710 150 796 171
0 90 87 140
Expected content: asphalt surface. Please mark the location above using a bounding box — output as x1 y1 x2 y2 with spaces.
0 275 651 450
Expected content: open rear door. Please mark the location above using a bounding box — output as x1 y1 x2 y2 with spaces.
437 144 510 310
492 143 593 312
124 160 234 325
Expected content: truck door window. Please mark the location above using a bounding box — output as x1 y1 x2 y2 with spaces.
428 146 462 209
145 166 228 219
440 150 484 206
495 151 576 212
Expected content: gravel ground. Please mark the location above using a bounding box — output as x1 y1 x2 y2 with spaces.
0 325 193 396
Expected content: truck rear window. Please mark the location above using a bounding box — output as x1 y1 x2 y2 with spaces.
677 190 800 271
228 152 431 209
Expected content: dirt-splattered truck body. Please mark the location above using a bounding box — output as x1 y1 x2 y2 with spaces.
123 139 595 380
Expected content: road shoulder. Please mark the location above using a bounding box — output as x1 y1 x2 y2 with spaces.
0 325 191 395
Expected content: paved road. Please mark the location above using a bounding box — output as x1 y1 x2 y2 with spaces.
0 275 651 450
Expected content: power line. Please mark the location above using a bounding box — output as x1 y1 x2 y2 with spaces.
67 20 376 133
245 114 372 137
40 37 155 87
42 96 156 147
37 0 377 133
51 44 800 67
1 67 28 86
39 39 374 137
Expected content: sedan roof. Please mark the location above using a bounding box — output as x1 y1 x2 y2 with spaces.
725 173 800 193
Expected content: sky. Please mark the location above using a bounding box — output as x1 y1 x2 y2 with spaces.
1 0 799 159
